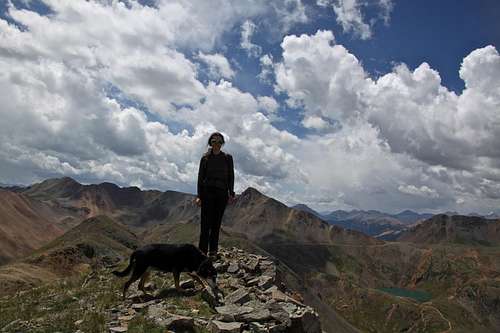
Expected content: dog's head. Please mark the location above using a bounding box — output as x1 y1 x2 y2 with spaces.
197 257 217 288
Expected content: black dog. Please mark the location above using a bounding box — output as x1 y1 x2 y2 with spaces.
112 243 217 298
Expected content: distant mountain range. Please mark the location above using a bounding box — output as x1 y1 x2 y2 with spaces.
292 204 499 240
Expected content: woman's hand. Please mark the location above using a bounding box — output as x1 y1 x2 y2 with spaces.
194 197 202 207
228 195 236 205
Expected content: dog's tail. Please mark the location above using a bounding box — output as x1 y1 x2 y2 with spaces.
112 251 137 277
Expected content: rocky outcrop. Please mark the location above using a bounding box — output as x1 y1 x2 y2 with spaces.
107 247 323 333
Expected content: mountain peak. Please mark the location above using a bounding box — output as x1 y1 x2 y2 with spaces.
397 209 417 215
243 186 261 193
23 176 82 199
291 204 322 218
46 176 81 186
241 186 266 198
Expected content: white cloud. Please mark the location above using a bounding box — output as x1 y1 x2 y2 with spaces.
258 54 275 83
378 0 394 25
1 1 499 215
301 116 330 130
197 52 235 80
275 30 370 121
333 0 372 39
0 0 311 196
318 0 394 39
398 184 440 199
257 96 279 113
240 20 262 58
274 29 500 213
271 0 308 33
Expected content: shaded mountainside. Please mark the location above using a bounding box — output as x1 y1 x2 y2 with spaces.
0 215 139 296
225 187 379 246
290 204 323 218
0 189 84 265
398 214 500 245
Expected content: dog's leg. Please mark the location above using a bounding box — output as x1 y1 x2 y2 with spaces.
173 270 181 291
122 264 148 299
138 270 151 296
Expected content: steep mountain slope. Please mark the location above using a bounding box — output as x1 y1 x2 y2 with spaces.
290 204 324 218
0 189 82 265
0 215 139 295
224 187 380 246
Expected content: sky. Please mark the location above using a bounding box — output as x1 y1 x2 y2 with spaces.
0 0 499 215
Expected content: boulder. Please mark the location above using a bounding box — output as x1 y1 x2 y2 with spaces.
240 307 272 323
216 304 253 320
209 320 242 333
224 288 251 305
227 262 240 274
258 276 274 290
156 313 195 332
243 259 260 273
202 285 222 308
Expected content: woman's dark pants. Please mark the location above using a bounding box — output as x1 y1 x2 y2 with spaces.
199 186 228 255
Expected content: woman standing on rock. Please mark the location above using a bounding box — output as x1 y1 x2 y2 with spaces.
194 131 236 259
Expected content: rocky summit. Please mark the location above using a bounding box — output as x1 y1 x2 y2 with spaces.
0 246 322 333
110 247 322 333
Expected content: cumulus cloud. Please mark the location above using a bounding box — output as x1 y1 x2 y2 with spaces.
0 0 310 195
1 1 499 215
275 30 370 121
197 52 235 80
257 96 279 114
274 29 500 213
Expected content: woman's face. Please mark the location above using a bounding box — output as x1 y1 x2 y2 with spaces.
210 135 223 147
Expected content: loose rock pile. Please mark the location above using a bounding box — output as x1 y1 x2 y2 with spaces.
108 247 322 333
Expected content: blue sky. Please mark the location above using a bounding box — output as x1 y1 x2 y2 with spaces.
0 0 499 214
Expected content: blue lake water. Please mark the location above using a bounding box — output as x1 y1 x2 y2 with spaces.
377 287 432 302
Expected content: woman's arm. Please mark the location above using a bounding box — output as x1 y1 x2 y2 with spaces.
197 156 206 198
228 154 235 197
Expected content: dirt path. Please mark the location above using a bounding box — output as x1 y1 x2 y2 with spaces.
421 304 453 333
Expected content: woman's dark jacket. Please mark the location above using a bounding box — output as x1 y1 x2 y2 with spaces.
197 150 235 198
